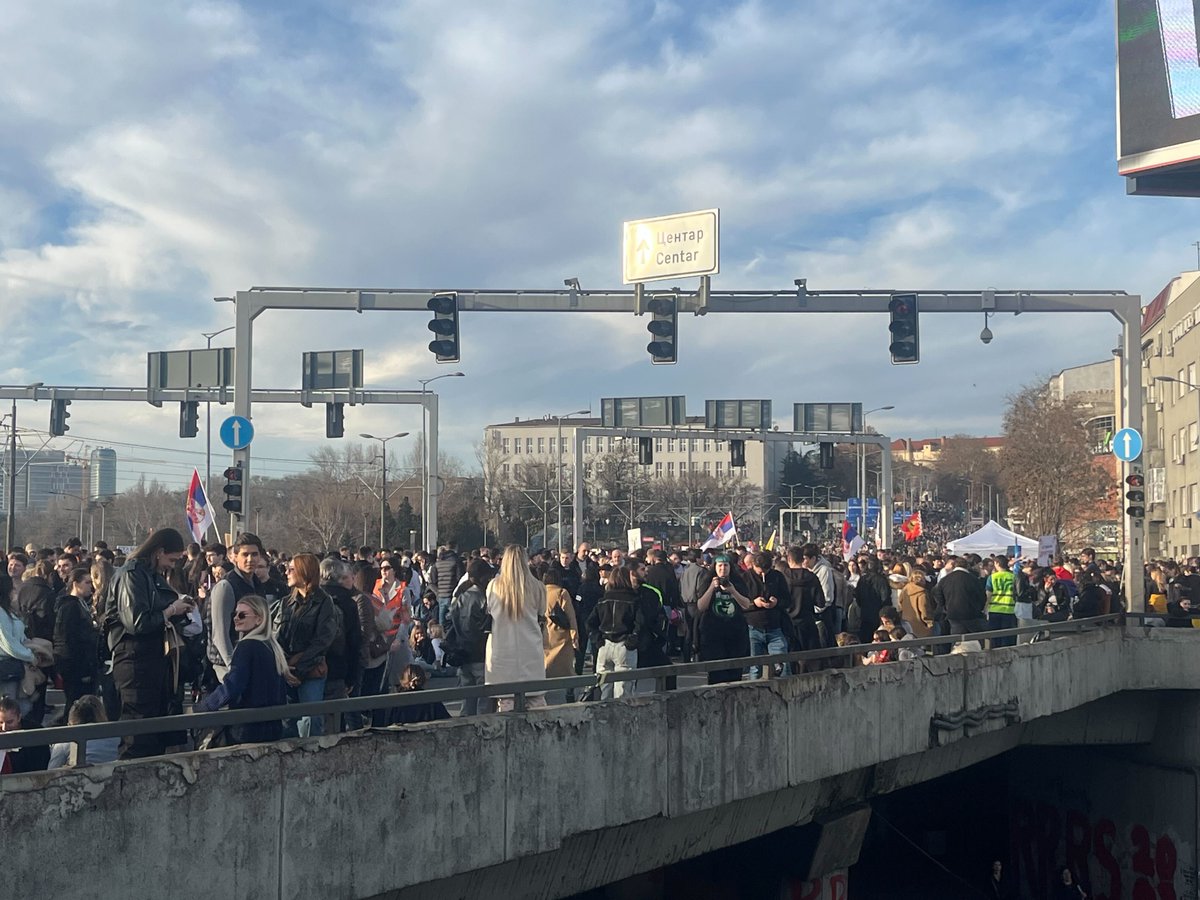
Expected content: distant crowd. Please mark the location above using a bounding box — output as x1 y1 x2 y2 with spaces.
0 528 1153 773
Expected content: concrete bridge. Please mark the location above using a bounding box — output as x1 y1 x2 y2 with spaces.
4 626 1197 900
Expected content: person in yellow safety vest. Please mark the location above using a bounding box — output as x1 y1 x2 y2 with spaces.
986 555 1017 648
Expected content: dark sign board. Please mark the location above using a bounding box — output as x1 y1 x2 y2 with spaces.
1118 0 1200 190
147 348 235 390
302 350 363 391
600 396 686 428
705 399 771 430
794 403 863 434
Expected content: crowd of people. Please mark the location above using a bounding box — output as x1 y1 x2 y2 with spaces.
0 525 1172 773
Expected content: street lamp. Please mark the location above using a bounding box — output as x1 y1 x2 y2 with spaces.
201 325 235 492
359 431 411 549
860 405 895 532
418 372 465 549
553 408 590 549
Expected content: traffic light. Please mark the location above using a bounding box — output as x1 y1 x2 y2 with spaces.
1125 471 1146 518
427 293 460 362
730 439 746 468
49 399 71 436
179 401 199 438
325 402 345 439
222 463 243 513
888 292 919 364
819 442 835 470
638 437 653 465
646 297 677 364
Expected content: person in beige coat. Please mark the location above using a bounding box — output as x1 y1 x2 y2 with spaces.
542 568 579 705
898 568 934 638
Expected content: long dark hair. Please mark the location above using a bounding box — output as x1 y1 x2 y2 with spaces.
131 528 186 562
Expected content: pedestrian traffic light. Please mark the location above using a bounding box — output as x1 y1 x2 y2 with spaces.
49 399 71 436
646 297 677 364
179 401 199 438
325 402 345 439
730 439 746 468
638 436 653 465
819 442 835 469
1126 471 1146 518
888 292 919 364
427 293 460 363
222 463 243 513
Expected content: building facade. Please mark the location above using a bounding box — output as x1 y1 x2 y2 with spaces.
0 450 87 513
1141 273 1200 559
90 448 117 500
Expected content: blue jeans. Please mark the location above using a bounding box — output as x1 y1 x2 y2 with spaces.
438 597 451 627
287 675 327 737
748 626 788 678
988 611 1017 648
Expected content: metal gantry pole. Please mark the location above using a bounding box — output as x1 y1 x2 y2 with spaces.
5 399 14 550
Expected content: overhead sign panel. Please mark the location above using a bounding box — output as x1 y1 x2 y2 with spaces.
600 396 686 428
794 403 864 434
148 348 234 390
1117 0 1200 188
622 208 719 284
705 399 771 431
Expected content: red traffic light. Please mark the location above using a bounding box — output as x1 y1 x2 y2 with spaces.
1125 472 1144 488
223 466 243 482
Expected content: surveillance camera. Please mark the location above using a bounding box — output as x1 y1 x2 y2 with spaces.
980 327 994 345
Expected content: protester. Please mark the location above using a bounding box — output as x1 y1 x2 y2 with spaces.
542 567 578 705
47 695 121 768
274 553 338 738
484 545 546 709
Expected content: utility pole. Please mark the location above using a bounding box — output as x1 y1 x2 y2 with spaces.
360 431 410 550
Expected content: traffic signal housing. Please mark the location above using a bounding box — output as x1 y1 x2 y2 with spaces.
222 463 243 513
325 402 345 439
49 399 71 436
638 437 653 465
888 293 919 364
179 401 199 438
646 297 677 364
730 439 746 468
1125 471 1146 519
427 293 460 362
819 442 835 470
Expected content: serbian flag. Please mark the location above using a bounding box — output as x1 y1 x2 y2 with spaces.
901 511 923 542
842 520 865 560
184 468 215 543
701 512 737 550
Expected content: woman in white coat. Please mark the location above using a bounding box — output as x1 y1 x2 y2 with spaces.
485 545 546 711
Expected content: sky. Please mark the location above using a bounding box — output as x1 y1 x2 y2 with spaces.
1 0 1196 490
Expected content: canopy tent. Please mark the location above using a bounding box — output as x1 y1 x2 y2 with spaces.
945 520 1039 558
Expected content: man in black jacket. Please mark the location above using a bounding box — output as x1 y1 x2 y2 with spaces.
851 556 890 644
932 557 989 635
430 544 463 627
781 546 825 654
642 549 682 656
319 557 362 731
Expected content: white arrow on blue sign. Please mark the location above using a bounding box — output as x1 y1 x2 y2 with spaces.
219 415 254 450
1111 427 1143 463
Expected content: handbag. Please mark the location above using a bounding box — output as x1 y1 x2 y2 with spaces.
548 601 572 630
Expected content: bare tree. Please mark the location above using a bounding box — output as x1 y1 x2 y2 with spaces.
999 384 1111 540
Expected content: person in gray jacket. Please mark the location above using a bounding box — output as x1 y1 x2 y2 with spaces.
678 550 708 662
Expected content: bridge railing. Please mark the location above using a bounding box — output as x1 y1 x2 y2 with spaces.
0 613 1153 762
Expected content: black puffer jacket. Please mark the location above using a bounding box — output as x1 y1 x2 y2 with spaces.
430 549 463 600
447 584 489 664
15 575 57 642
275 588 340 679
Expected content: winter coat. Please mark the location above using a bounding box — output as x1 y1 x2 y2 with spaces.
447 584 490 665
274 588 340 680
932 568 987 625
15 576 57 643
430 550 463 601
543 585 578 678
898 581 933 637
484 582 546 686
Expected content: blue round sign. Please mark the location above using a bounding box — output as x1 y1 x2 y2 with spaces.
219 415 254 450
1112 427 1143 463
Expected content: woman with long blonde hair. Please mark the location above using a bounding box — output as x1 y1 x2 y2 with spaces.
484 545 546 708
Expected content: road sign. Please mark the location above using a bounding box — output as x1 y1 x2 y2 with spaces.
219 415 254 450
1112 427 1143 462
622 208 719 284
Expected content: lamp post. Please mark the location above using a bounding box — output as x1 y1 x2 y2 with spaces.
359 431 411 549
418 372 464 550
201 325 235 492
860 406 895 533
552 409 590 549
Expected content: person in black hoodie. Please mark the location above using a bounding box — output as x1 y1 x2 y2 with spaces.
780 546 825 656
320 557 362 731
447 558 493 715
850 556 890 645
695 554 753 684
53 567 100 714
931 557 989 636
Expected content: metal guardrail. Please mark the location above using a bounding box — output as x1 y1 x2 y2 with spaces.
0 614 1148 759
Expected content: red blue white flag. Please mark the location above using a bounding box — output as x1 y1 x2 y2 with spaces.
700 512 737 550
185 468 215 543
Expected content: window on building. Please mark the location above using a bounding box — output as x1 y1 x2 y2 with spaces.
1192 483 1199 515
667 462 675 477
584 463 592 478
537 437 545 454
502 438 510 454
1173 432 1180 460
716 441 724 451
655 439 663 453
1190 362 1197 390
1192 423 1198 449
514 463 521 478
514 439 522 455
655 462 663 478
668 439 676 453
690 439 698 452
526 438 533 454
703 440 711 452
582 438 590 454
1180 369 1187 399
502 464 510 476
703 461 711 473
716 461 724 475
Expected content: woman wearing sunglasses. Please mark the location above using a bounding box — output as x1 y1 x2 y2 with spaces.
197 595 288 745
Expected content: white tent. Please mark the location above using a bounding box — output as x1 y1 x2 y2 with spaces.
945 520 1039 558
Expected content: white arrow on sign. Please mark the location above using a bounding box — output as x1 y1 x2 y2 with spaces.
232 419 243 446
1122 431 1132 459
